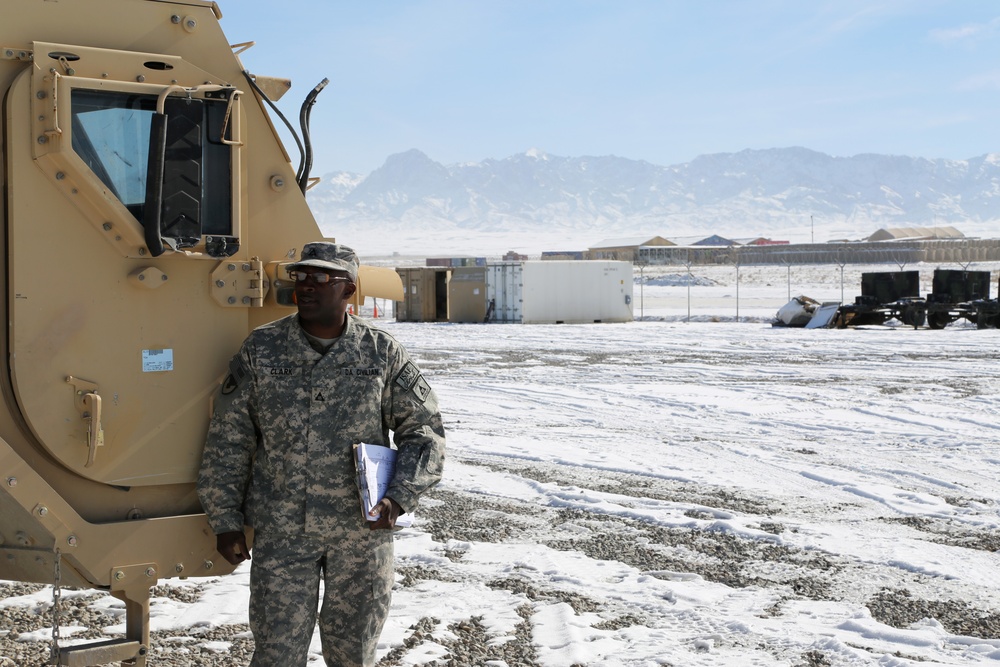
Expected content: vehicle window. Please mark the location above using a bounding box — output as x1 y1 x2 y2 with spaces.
70 89 233 240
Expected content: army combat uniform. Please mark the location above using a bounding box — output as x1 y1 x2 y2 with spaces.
198 313 445 667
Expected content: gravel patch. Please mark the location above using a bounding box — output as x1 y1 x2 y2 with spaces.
3 459 998 665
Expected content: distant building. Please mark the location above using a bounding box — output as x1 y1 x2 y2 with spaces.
691 234 737 246
867 226 964 242
666 235 737 247
734 237 790 246
541 251 584 260
502 250 528 261
587 236 674 261
426 256 487 267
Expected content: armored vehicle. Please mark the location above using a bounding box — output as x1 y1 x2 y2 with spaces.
1 1 401 664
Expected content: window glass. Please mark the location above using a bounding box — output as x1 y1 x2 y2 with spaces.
71 91 154 206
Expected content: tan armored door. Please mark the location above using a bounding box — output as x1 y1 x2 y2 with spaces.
5 62 248 486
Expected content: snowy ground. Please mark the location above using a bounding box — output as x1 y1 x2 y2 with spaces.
2 262 1000 666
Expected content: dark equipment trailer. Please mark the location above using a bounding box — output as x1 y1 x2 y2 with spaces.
972 274 1000 329
924 269 991 329
836 269 994 329
836 271 926 328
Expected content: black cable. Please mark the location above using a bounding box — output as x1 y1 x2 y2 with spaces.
241 70 306 183
297 78 329 194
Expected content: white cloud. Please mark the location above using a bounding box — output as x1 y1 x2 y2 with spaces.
929 17 1000 44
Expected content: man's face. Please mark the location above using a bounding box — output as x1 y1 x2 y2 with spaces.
293 267 356 330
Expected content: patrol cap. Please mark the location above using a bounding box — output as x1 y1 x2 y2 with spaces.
287 242 359 282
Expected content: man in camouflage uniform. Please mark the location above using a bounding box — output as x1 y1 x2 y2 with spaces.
198 242 445 667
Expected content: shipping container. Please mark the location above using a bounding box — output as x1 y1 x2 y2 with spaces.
486 262 524 323
399 261 634 324
448 267 489 323
395 267 450 322
486 261 633 324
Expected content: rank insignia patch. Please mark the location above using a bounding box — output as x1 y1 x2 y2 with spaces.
412 376 432 402
222 354 250 395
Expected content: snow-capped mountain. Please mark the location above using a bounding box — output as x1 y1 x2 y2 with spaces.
306 147 1000 256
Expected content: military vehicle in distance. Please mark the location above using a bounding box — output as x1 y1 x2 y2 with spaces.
1 1 401 664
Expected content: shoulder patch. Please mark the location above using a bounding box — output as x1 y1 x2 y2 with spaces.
395 361 430 403
222 353 250 395
395 362 420 390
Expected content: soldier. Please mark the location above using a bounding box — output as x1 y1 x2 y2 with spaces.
198 242 445 667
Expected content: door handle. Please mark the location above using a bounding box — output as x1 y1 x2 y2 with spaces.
66 375 104 467
81 392 104 467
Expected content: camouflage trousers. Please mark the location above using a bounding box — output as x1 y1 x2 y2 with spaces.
248 530 394 667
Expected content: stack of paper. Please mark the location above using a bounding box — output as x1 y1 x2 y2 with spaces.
354 442 413 528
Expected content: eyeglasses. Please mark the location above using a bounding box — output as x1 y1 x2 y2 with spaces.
288 271 352 285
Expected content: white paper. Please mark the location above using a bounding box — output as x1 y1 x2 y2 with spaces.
354 442 413 528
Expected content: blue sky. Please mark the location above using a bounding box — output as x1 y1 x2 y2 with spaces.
219 1 1000 175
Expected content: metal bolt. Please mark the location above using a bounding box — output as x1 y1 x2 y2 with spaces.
37 136 47 144
66 68 75 76
4 50 12 58
114 570 125 581
145 567 156 578
55 171 64 180
161 274 168 281
67 535 78 547
227 296 237 304
175 563 184 573
136 75 145 83
6 477 16 487
35 90 46 99
242 296 251 304
171 14 181 24
242 263 251 272
186 18 197 29
138 274 145 281
227 263 236 271
36 506 48 517
138 248 146 256
102 222 112 231
204 559 214 571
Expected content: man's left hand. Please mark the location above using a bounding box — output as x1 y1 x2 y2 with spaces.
369 497 403 530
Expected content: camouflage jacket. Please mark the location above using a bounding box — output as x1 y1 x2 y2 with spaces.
197 314 445 538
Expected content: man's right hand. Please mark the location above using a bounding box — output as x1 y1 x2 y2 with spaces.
216 531 251 565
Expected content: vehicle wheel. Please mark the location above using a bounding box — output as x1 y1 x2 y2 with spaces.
902 306 925 328
927 312 949 330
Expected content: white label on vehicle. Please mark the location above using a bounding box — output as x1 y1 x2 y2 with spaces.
142 349 174 372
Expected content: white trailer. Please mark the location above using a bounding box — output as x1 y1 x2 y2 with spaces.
487 261 633 324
